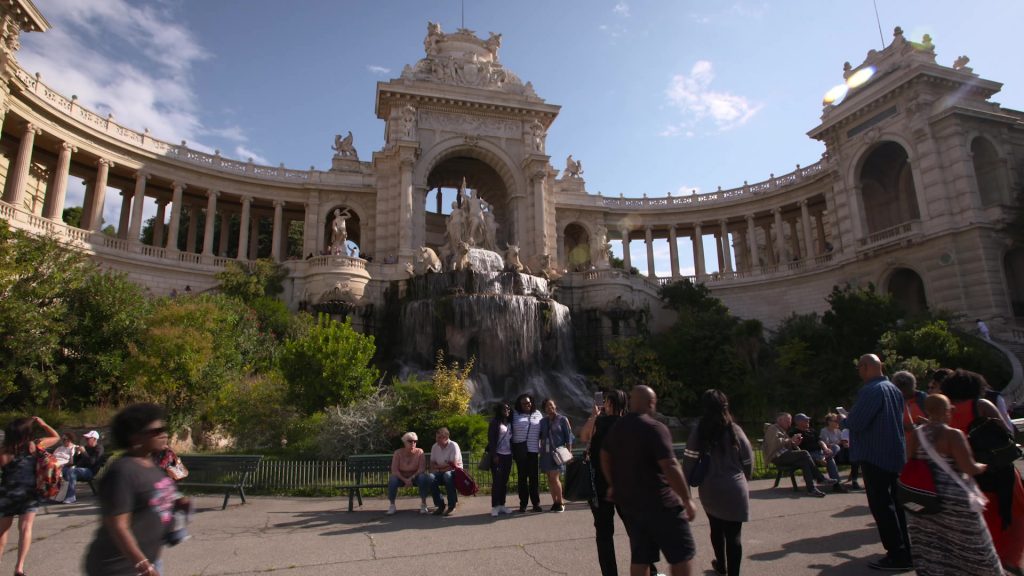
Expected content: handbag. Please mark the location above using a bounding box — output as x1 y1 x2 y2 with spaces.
684 447 710 488
897 457 940 515
967 402 1022 468
452 466 479 496
477 450 491 471
166 458 189 481
553 446 574 466
563 454 596 502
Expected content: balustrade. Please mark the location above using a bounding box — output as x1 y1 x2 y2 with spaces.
139 245 166 259
858 220 920 248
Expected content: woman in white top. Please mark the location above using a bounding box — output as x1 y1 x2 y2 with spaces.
52 432 78 468
488 403 514 516
511 393 543 513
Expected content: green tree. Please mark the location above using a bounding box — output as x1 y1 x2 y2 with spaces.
0 222 90 407
279 314 379 413
60 270 151 407
216 259 287 303
61 206 83 228
595 336 686 415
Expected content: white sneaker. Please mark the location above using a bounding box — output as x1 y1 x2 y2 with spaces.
386 503 396 515
498 506 513 515
491 506 500 517
419 503 429 514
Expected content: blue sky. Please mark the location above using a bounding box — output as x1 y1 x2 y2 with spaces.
17 0 1023 274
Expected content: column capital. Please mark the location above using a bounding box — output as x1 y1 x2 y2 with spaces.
798 198 809 207
156 198 169 207
59 141 77 153
694 221 703 231
719 218 728 226
97 158 115 169
135 170 151 181
171 181 187 191
23 122 41 135
273 199 286 208
745 214 755 223
668 224 677 233
644 224 653 232
206 189 220 199
240 194 253 205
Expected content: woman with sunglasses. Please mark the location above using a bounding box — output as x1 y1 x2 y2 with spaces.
84 404 186 576
488 403 514 516
386 432 432 515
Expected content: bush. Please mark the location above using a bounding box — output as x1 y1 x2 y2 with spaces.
208 372 299 451
316 390 396 458
443 413 489 454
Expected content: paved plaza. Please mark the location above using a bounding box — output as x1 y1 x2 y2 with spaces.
2 477 919 576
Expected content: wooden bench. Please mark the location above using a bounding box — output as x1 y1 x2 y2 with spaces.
340 454 394 512
177 454 262 510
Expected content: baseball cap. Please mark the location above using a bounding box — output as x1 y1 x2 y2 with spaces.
83 430 100 439
793 413 810 422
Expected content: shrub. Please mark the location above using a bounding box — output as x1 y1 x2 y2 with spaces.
316 389 396 457
443 413 489 454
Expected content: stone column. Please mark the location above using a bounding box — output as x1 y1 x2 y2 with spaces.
186 205 199 253
397 155 415 261
693 223 705 279
436 188 442 214
620 227 631 272
713 230 724 272
303 198 319 257
533 171 548 257
86 159 113 231
746 215 758 271
117 190 132 239
248 212 260 260
734 228 747 271
127 172 150 243
271 200 285 262
44 142 76 220
3 123 40 207
218 211 231 256
773 207 785 264
789 218 801 260
800 200 814 260
668 225 680 279
202 190 218 256
816 210 828 254
645 226 655 278
153 199 168 247
165 182 185 252
720 219 733 273
237 195 252 260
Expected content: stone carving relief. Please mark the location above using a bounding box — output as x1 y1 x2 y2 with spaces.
525 119 546 153
419 110 520 138
400 22 538 99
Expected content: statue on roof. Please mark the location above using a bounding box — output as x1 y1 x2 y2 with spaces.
565 155 583 179
953 55 971 71
485 32 502 60
425 21 443 56
332 131 358 159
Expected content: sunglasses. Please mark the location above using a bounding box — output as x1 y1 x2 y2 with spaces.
143 426 167 437
405 439 417 444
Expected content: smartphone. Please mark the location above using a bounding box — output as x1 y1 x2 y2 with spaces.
594 391 604 406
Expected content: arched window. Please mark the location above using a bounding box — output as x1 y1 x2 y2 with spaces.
971 137 1006 206
859 142 920 234
887 268 927 316
563 223 591 271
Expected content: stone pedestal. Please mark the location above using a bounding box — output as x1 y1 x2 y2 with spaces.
330 156 362 172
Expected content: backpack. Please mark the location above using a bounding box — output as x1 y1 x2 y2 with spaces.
35 446 62 500
452 466 479 496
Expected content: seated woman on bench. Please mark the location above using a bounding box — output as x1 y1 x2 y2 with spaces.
387 432 432 515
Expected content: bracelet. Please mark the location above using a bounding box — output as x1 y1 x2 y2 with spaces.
135 559 150 569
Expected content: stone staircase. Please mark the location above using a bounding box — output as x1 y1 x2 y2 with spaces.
993 333 1024 405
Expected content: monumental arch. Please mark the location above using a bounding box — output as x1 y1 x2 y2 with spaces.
0 2 1022 392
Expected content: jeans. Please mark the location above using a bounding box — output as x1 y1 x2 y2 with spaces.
773 450 824 489
708 514 743 576
861 461 910 561
63 467 94 500
491 453 513 507
513 447 540 508
808 449 840 482
832 444 860 483
387 473 430 503
429 471 457 509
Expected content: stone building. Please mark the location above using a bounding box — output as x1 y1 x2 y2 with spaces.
1 3 1022 388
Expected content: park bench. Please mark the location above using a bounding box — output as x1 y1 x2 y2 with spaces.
177 454 262 510
340 454 393 512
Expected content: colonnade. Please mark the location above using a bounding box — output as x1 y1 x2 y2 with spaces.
614 200 832 280
0 119 301 262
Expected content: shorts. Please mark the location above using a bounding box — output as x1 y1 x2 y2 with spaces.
621 505 696 565
1 498 40 517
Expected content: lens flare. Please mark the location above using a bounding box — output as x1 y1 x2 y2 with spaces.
823 83 848 105
846 66 875 89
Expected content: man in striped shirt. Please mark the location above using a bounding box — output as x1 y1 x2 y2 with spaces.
845 353 910 572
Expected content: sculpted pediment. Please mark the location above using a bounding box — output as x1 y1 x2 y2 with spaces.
418 110 521 138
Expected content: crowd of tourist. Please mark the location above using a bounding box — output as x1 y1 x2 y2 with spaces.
0 355 1021 575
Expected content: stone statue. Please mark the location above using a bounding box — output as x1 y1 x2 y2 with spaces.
332 131 358 159
416 246 442 274
527 119 545 153
485 32 502 60
425 21 443 56
482 204 498 251
400 104 417 139
592 224 610 268
505 244 529 273
446 200 465 253
330 207 352 252
452 241 472 271
953 55 970 70
466 190 487 249
564 154 583 178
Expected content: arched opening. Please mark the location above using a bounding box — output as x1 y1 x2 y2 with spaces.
972 137 1006 207
425 156 510 257
563 222 590 271
887 267 928 316
1004 247 1024 318
322 205 361 256
859 142 920 234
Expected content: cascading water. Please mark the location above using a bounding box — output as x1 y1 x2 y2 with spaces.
395 248 592 413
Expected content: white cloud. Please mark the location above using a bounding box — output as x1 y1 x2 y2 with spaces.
17 0 258 163
676 185 702 195
613 2 630 17
235 146 269 165
663 60 762 133
367 65 391 75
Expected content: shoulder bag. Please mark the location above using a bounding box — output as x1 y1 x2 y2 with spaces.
549 416 574 465
967 401 1022 468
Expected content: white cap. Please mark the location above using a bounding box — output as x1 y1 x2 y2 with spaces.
83 430 100 439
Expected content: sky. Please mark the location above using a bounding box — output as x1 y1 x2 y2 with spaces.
17 0 1024 275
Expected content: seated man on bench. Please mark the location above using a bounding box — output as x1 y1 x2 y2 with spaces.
790 413 847 492
764 412 827 497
